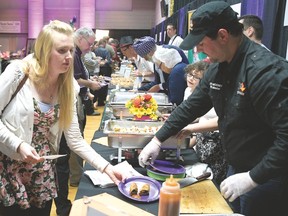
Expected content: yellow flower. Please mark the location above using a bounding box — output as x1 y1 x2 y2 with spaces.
125 94 158 119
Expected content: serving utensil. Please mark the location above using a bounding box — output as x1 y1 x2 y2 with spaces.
178 172 211 188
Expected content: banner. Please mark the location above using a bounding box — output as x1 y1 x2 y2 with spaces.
0 21 21 33
187 10 194 32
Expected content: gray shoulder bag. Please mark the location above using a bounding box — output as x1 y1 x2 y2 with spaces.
2 73 29 113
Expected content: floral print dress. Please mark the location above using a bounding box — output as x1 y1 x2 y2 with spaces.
0 99 60 209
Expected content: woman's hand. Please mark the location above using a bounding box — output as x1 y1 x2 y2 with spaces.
17 142 44 164
103 164 127 185
160 113 170 121
176 124 194 139
148 85 161 93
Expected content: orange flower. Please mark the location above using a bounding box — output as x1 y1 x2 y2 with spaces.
143 94 152 101
133 97 141 107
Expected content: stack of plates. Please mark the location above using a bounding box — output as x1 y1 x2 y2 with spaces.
146 160 186 181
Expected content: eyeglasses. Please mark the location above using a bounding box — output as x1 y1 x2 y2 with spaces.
121 45 130 52
187 73 201 80
83 37 94 48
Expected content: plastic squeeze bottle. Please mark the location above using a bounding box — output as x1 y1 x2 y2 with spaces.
158 175 181 216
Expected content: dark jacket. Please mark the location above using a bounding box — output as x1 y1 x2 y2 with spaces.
73 46 88 96
156 36 288 184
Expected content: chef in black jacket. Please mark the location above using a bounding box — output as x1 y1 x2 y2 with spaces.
138 2 288 216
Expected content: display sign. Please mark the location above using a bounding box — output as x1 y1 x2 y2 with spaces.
119 65 126 75
0 21 21 33
124 68 131 78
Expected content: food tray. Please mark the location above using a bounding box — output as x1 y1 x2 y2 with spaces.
108 92 173 118
110 74 136 89
103 120 189 149
109 91 171 105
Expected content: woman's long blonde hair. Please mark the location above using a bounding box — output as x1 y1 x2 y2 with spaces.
26 20 75 129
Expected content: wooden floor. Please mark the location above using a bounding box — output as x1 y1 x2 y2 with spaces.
50 106 104 216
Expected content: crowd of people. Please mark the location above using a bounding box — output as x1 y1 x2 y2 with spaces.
0 1 287 216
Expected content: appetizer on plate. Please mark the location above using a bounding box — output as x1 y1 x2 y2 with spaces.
130 182 138 196
129 182 150 199
139 183 150 196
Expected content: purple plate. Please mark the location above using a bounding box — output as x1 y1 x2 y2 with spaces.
150 160 186 175
118 176 161 202
147 166 186 181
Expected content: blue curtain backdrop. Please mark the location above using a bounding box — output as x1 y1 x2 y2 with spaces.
178 7 187 39
152 0 287 57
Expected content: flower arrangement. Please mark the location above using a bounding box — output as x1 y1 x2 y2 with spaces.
125 94 158 120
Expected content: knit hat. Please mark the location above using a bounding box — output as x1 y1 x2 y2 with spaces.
180 1 238 50
119 36 134 48
133 36 156 58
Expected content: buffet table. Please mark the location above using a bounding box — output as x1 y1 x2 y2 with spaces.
73 130 199 213
70 130 233 215
73 144 158 214
70 88 233 215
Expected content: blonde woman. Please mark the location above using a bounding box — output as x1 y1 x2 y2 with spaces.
0 20 125 216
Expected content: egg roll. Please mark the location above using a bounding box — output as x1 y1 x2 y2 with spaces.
129 182 138 196
139 183 150 196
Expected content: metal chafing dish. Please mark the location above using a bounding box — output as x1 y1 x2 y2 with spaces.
103 120 189 162
107 91 173 118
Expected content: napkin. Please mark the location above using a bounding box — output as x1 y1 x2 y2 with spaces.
185 162 213 180
84 161 143 188
92 137 108 146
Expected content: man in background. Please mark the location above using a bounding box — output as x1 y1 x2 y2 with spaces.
108 37 121 64
82 46 102 112
72 27 102 186
119 36 154 88
166 23 183 47
103 35 116 61
93 39 112 106
238 14 269 50
166 23 188 58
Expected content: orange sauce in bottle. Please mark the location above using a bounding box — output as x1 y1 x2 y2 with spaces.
158 175 181 216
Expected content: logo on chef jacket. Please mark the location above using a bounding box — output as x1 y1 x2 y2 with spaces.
237 82 246 96
210 82 222 90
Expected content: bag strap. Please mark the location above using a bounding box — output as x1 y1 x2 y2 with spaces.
2 73 29 112
170 35 178 45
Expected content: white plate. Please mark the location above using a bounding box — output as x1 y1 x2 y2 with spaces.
42 154 67 160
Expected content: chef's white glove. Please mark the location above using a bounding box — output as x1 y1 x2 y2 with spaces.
220 171 258 202
138 138 161 168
